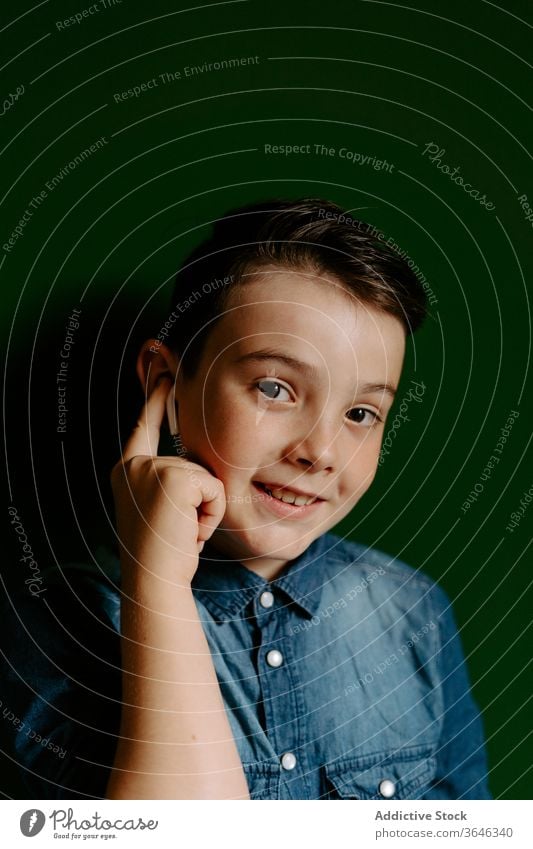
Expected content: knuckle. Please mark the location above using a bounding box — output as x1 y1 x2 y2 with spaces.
111 455 150 487
110 459 126 485
158 464 176 486
127 455 146 473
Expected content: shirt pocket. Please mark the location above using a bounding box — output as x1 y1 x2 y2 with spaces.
242 762 281 800
325 747 437 800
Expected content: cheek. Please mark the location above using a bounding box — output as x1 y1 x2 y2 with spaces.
204 386 271 463
201 405 259 471
342 441 380 491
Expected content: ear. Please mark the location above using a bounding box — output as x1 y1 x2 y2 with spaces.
135 339 181 398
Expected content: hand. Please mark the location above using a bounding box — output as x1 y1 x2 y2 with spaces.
110 377 226 585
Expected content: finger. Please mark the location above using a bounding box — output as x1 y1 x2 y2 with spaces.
122 377 171 463
196 481 227 542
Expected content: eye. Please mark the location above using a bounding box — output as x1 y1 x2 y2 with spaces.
256 379 291 401
346 407 380 426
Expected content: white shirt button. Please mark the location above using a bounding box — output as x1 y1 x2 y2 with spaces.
379 778 396 798
266 649 284 668
259 590 274 609
281 752 297 770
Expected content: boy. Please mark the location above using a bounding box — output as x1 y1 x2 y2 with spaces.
1 199 490 800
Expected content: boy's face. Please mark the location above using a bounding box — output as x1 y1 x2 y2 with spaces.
174 270 406 578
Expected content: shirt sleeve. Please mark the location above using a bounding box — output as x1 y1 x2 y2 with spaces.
0 565 122 799
423 582 491 799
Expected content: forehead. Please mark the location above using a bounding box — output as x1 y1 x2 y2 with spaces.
200 270 406 378
228 268 357 328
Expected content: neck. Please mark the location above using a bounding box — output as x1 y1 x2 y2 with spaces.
207 533 290 582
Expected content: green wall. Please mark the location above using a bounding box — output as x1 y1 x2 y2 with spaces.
2 0 532 799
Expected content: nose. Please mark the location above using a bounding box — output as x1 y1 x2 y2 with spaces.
286 414 339 473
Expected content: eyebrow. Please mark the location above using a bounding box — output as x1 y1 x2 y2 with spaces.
233 348 397 398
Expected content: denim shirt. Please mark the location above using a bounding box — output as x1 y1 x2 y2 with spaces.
0 532 490 800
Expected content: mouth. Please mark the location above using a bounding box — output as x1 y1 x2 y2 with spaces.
254 481 324 505
251 481 325 518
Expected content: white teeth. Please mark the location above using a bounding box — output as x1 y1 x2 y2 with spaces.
268 487 316 506
274 489 296 503
257 483 317 506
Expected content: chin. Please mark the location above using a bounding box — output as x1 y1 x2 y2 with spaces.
232 524 320 563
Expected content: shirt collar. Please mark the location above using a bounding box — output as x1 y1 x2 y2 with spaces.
192 533 333 622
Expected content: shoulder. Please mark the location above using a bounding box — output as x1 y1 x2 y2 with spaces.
319 530 434 587
318 531 452 620
50 544 121 626
0 544 122 647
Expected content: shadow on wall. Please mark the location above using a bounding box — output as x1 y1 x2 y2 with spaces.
4 284 163 577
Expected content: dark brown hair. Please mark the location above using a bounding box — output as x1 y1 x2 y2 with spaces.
165 198 428 378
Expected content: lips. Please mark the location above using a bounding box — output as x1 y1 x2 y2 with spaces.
253 481 324 506
251 481 324 519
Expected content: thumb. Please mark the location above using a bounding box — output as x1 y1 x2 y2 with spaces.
121 377 171 462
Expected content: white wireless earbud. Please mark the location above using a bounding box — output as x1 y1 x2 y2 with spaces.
166 387 179 436
165 385 187 457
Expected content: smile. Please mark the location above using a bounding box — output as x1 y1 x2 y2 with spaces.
252 481 325 518
267 486 316 506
